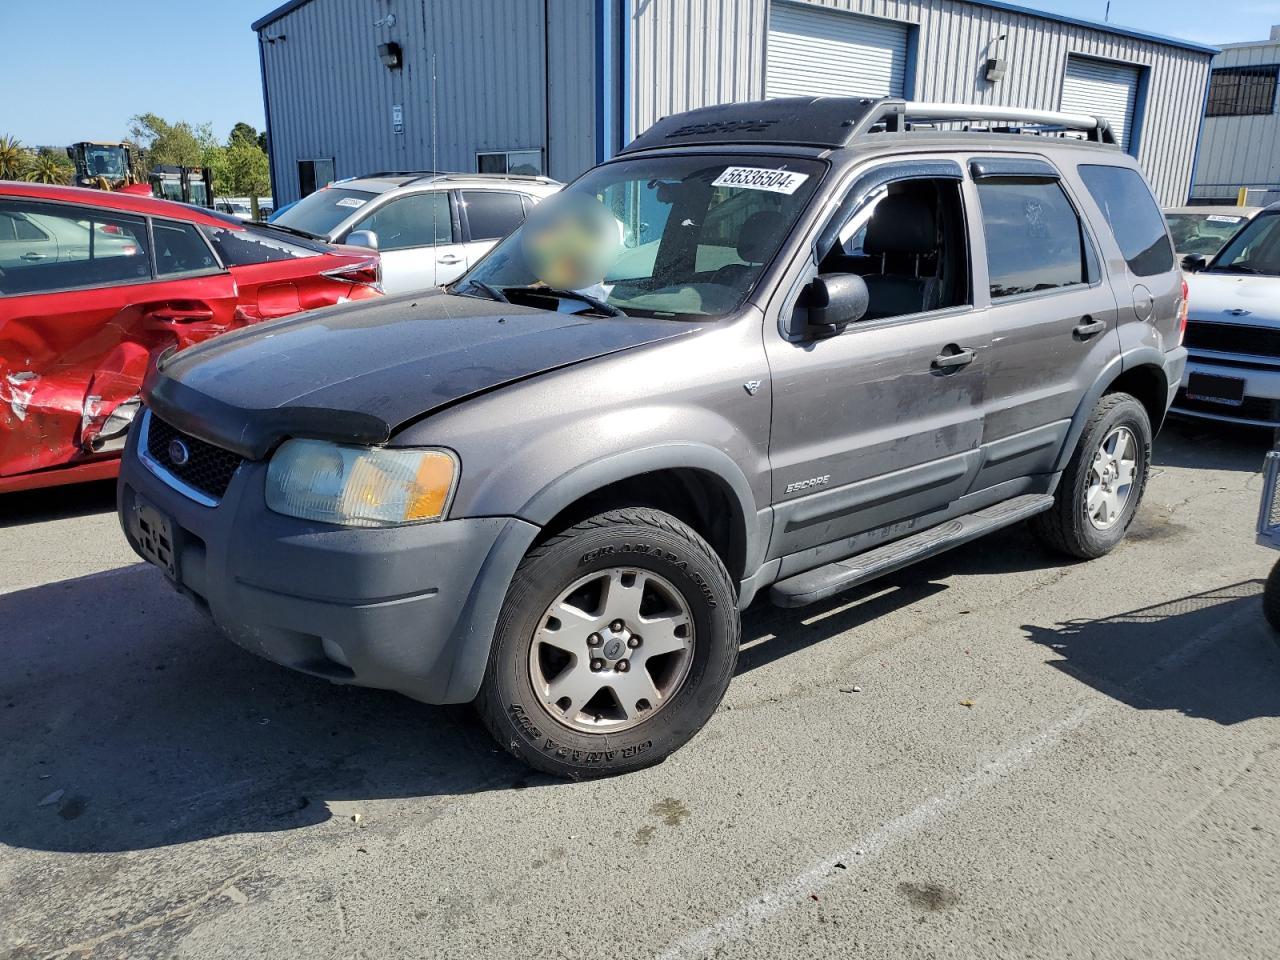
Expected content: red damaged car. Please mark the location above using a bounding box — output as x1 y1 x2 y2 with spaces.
0 182 382 493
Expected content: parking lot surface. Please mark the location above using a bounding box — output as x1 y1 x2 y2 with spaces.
3 418 1279 960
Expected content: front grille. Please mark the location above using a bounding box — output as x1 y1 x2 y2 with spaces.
145 413 243 501
1174 389 1279 423
1185 320 1280 359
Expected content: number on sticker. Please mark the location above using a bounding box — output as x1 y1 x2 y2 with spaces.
711 166 810 195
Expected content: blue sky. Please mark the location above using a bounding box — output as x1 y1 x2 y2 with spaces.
2 0 1277 147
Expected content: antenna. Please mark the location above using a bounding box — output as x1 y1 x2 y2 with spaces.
1104 1 1111 22
431 51 440 279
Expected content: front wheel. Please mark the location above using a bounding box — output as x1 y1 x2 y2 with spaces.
1032 392 1152 560
475 507 740 778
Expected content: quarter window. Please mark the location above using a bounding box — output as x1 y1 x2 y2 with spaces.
976 179 1091 299
353 192 451 250
0 200 150 297
153 220 219 277
461 191 527 241
1078 164 1175 277
1206 65 1279 117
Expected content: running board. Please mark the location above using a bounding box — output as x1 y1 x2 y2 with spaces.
769 494 1055 608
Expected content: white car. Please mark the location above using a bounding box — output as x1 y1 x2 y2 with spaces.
1175 203 1280 426
271 173 561 294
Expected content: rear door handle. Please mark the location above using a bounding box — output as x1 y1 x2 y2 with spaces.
932 346 976 371
152 305 215 323
1074 316 1106 340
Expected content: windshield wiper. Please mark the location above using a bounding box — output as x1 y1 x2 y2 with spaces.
259 221 322 241
455 279 509 303
502 285 626 317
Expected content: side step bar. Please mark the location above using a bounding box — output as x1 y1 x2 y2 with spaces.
769 494 1055 608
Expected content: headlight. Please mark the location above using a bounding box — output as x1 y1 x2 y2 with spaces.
265 439 458 526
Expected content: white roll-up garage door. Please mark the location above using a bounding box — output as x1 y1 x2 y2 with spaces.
1060 55 1140 151
766 2 909 100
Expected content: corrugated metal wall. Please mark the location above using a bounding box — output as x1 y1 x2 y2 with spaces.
260 0 594 204
1191 40 1280 203
628 0 1212 205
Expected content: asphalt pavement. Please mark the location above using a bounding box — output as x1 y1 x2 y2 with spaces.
2 417 1279 960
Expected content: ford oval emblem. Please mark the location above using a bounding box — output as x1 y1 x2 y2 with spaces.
168 438 191 466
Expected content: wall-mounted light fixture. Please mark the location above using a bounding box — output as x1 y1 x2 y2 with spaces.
984 33 1007 83
378 41 403 69
985 57 1007 82
263 33 287 44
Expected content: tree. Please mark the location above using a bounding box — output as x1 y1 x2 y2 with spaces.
229 122 259 147
25 153 69 184
128 113 204 168
226 135 271 217
0 135 29 180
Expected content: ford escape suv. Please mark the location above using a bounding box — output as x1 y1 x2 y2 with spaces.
118 98 1186 778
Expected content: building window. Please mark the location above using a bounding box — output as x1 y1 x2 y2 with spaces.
298 158 335 197
476 150 544 176
1206 66 1279 117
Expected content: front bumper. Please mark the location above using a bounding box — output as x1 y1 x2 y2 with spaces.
117 420 538 704
1172 352 1280 427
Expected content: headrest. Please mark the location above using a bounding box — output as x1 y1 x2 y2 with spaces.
864 195 937 256
737 210 787 264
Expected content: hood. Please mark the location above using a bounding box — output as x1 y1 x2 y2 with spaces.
1185 272 1280 327
145 290 697 459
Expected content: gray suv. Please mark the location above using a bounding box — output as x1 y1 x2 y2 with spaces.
117 98 1186 778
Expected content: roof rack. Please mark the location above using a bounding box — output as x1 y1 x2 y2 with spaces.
854 99 1117 145
355 171 561 186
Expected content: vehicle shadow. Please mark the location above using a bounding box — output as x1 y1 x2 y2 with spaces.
0 478 117 528
1022 580 1280 725
0 563 536 855
1155 416 1272 473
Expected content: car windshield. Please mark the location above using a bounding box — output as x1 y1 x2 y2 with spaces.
1166 212 1249 257
1209 211 1280 276
272 186 379 238
456 154 825 319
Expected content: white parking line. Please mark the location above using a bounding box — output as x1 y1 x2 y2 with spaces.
655 602 1257 960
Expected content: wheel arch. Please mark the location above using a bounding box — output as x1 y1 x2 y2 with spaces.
1055 350 1170 475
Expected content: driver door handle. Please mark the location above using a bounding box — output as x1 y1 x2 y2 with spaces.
20 251 47 261
1074 316 1106 340
436 254 462 264
932 347 976 371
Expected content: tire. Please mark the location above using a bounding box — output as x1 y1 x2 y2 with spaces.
1032 392 1152 560
1263 559 1280 635
475 507 740 778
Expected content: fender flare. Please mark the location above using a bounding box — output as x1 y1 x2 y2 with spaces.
1054 347 1171 475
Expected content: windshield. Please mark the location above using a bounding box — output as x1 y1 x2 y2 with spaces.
84 145 127 178
1209 212 1280 276
273 186 378 238
458 154 825 319
1167 212 1249 257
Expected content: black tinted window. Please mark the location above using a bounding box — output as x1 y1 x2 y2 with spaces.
976 179 1089 298
462 191 526 241
153 220 219 276
0 200 150 296
354 192 451 250
1078 165 1174 277
202 225 322 265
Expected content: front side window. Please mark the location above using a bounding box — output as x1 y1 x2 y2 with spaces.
976 179 1091 299
153 220 219 277
462 190 527 241
459 154 825 319
352 192 451 250
1078 164 1174 277
0 200 149 296
1208 212 1280 276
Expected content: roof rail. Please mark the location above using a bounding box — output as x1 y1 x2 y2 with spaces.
851 99 1118 145
354 170 560 186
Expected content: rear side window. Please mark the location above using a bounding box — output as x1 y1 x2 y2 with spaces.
202 225 321 265
462 190 527 241
975 179 1091 299
153 220 219 277
0 199 150 297
1078 165 1175 276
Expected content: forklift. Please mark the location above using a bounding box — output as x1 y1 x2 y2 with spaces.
148 165 214 208
66 141 143 191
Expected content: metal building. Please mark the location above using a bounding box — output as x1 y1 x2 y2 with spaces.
253 0 1215 207
1190 26 1280 206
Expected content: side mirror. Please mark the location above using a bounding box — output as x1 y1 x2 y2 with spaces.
346 229 379 251
1181 254 1207 273
805 273 869 338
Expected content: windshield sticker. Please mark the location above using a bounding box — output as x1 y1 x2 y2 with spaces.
336 197 368 209
1206 215 1243 223
711 167 810 195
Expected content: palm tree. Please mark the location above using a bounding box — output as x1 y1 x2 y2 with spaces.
25 153 69 185
0 135 28 180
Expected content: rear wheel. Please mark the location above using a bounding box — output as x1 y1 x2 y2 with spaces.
475 507 739 778
1032 392 1151 559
